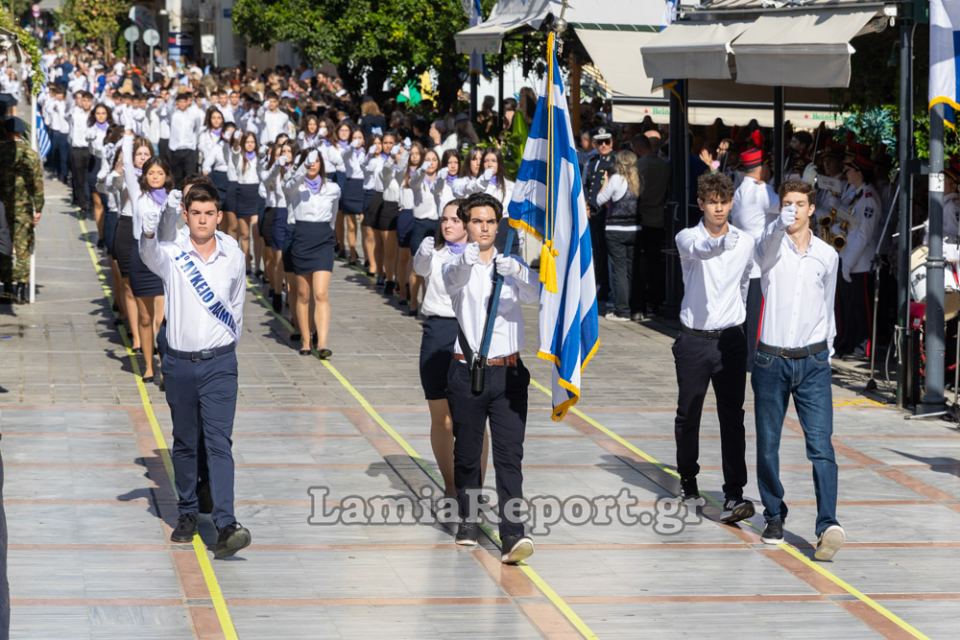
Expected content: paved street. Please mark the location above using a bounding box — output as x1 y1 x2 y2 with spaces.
1 181 959 639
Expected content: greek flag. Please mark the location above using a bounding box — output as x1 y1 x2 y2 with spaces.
508 33 600 421
462 0 485 74
931 0 960 126
35 107 51 160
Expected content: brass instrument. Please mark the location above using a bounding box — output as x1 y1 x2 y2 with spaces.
817 207 851 251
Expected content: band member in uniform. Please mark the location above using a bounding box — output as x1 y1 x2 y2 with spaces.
139 182 252 559
729 134 779 369
752 180 845 561
673 173 755 524
442 193 537 564
835 148 880 358
584 127 615 310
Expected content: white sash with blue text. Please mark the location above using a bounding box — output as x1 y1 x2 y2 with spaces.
172 251 240 341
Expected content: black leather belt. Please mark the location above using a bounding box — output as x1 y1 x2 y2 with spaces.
681 325 741 340
166 343 236 361
758 341 828 359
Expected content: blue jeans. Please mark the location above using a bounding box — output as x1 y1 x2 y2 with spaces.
752 348 839 536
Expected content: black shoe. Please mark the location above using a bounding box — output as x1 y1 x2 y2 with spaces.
455 522 479 546
298 348 312 356
761 519 784 544
318 348 332 360
197 481 213 515
720 497 755 524
214 522 252 559
376 275 385 288
406 307 418 317
384 280 396 296
500 535 535 564
680 476 699 501
170 513 198 542
255 268 263 281
96 238 105 250
141 375 154 384
272 293 282 312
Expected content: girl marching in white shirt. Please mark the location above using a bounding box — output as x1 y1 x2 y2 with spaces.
230 130 265 274
461 147 514 208
376 131 407 296
406 148 443 316
297 115 323 151
260 139 294 312
86 103 114 249
361 134 384 278
396 142 424 309
451 146 483 199
284 148 341 359
199 107 227 194
339 125 368 266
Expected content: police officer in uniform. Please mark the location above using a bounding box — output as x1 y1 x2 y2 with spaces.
584 127 615 311
835 148 880 358
0 113 44 305
442 193 539 564
139 182 252 558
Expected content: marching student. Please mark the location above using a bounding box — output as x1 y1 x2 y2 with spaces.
338 125 367 265
451 146 483 198
167 90 203 186
436 149 461 211
259 91 292 145
86 103 113 246
201 116 232 210
43 85 71 184
413 199 488 497
260 139 294 311
361 133 384 277
121 125 172 385
406 148 443 316
442 192 538 565
752 180 844 561
395 142 423 308
229 130 265 274
217 123 240 238
139 180 252 559
68 90 94 215
377 131 407 296
284 148 341 358
672 172 755 524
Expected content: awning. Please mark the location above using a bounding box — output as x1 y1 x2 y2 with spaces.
613 103 845 128
575 28 664 100
455 0 554 55
731 10 877 87
640 22 751 81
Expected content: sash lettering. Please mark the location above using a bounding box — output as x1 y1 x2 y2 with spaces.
173 251 239 339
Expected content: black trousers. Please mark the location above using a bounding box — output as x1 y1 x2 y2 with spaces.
744 278 763 371
169 148 199 188
447 359 529 539
159 138 171 165
69 146 92 212
836 270 872 355
636 226 665 314
589 213 610 308
606 230 638 316
672 326 748 499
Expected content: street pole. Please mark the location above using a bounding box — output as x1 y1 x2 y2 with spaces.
922 102 947 414
897 19 915 407
773 86 785 189
149 46 154 79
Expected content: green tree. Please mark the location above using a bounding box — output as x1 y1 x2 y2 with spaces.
59 0 128 53
232 0 488 112
1 8 43 95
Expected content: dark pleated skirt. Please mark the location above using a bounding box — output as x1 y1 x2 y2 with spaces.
235 183 264 217
341 178 364 214
290 220 335 275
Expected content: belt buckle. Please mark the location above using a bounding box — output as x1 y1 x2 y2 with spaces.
200 348 215 360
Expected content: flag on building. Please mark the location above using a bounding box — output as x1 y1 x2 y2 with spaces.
461 0 485 74
930 0 960 126
508 32 600 421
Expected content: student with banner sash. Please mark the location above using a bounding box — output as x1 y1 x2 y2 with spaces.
139 181 252 559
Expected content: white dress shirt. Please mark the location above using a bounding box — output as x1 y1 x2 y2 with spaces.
139 230 246 351
231 149 262 185
755 219 839 354
169 106 202 151
363 153 387 191
839 184 881 274
68 106 91 147
442 249 539 359
730 177 779 278
284 172 341 225
409 170 440 220
261 109 290 144
44 99 70 134
675 221 755 331
340 144 366 180
414 243 457 318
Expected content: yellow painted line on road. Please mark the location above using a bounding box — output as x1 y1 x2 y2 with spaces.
78 218 239 640
247 282 599 640
529 378 930 640
833 397 886 408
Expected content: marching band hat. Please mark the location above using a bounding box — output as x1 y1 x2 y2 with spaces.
592 126 613 141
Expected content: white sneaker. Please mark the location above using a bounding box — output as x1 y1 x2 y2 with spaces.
501 536 535 564
814 524 845 561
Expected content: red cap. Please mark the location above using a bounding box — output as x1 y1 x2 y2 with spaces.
739 146 764 169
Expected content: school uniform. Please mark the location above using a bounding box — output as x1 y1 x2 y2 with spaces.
86 122 109 208
361 151 386 227
259 161 289 251
408 169 441 256
168 103 203 186
413 240 460 399
672 221 754 505
339 143 367 215
230 148 265 218
120 134 165 297
398 170 416 249
284 169 341 274
68 105 93 212
376 152 406 231
200 132 230 205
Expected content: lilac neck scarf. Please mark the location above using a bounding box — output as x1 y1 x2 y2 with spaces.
149 188 167 207
304 175 323 194
134 168 143 178
244 151 256 161
445 174 457 185
211 128 222 137
95 121 109 131
489 176 498 186
447 241 466 255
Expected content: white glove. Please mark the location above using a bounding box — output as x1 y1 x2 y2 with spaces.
165 189 183 211
402 136 412 149
141 207 161 236
390 145 401 157
306 149 319 165
122 110 136 131
463 242 480 266
233 129 243 142
482 167 495 181
438 167 449 181
495 255 522 278
368 144 378 155
723 228 738 252
842 265 852 284
422 160 434 172
318 127 328 137
418 236 435 255
277 155 289 167
351 138 363 149
780 204 797 228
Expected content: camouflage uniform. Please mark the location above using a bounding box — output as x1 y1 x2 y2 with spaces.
0 136 44 284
